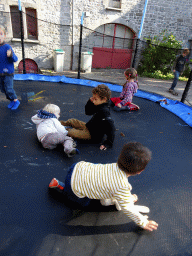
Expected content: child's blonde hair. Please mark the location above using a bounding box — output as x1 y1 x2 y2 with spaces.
43 104 60 116
0 25 6 34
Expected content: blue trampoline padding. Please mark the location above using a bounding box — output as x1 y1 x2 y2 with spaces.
14 74 192 127
134 90 164 102
14 74 122 92
160 100 192 127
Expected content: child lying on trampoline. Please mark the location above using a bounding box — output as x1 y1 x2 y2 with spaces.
110 68 139 111
60 84 115 151
31 104 78 157
49 142 158 231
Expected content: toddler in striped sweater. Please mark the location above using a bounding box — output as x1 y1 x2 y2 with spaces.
49 142 158 231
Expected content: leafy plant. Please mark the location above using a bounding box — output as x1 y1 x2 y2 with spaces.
138 30 182 76
182 63 191 77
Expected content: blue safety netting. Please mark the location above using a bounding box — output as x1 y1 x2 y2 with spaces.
14 74 192 128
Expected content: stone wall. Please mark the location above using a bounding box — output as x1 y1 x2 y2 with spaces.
1 0 72 70
139 0 192 47
1 0 192 71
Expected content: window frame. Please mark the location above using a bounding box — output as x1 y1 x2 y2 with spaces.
25 8 38 40
10 5 22 39
10 5 38 42
107 0 121 10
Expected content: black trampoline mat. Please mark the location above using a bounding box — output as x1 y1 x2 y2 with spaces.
0 81 192 256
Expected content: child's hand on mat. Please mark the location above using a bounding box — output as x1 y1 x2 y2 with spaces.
144 220 158 231
100 145 107 150
7 49 12 57
116 103 122 108
132 194 138 203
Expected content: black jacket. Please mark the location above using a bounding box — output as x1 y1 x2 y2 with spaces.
173 55 188 73
85 99 115 148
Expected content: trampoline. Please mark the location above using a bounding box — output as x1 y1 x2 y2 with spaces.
0 77 192 256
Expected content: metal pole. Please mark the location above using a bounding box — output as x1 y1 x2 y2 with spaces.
132 38 138 68
132 0 149 68
18 0 21 11
181 69 192 103
19 10 26 74
70 0 74 70
18 0 26 74
77 12 84 79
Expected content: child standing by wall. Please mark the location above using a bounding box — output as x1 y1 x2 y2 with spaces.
60 84 115 151
0 25 20 110
110 68 139 111
49 142 158 231
169 48 190 96
31 104 78 157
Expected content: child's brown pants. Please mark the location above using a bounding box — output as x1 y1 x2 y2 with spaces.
60 119 91 140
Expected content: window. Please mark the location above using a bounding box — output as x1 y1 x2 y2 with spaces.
109 0 121 9
10 6 21 38
10 6 38 40
26 8 38 40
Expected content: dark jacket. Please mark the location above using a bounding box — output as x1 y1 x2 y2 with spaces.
85 99 115 148
173 54 188 73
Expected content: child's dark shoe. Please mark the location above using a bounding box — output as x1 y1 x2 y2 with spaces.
11 100 20 110
168 89 178 96
7 101 15 109
67 148 80 158
49 178 64 192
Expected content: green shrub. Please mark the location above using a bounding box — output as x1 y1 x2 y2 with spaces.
138 30 182 76
182 63 191 77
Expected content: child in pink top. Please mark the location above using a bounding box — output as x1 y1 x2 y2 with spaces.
110 68 139 111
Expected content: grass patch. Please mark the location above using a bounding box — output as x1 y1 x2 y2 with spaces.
139 70 188 81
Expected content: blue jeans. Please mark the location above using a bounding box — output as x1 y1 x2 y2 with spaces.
63 163 91 207
113 106 129 111
0 75 17 101
170 71 180 90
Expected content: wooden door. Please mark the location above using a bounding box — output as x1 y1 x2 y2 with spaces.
92 24 135 69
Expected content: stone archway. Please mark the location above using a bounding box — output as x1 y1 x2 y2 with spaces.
92 23 136 69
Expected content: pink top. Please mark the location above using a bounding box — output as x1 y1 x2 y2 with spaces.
120 81 138 105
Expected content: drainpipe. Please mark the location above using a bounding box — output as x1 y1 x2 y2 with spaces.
138 0 149 39
70 0 74 70
132 0 149 68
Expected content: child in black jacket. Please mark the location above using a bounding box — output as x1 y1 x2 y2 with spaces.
169 48 190 96
60 84 115 150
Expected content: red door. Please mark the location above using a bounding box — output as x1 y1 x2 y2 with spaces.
92 24 135 69
92 47 133 69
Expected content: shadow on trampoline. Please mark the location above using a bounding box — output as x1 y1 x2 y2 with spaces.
0 80 192 256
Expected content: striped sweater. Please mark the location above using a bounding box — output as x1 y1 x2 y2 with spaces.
71 161 148 228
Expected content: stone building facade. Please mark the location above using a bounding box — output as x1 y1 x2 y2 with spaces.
0 0 192 71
